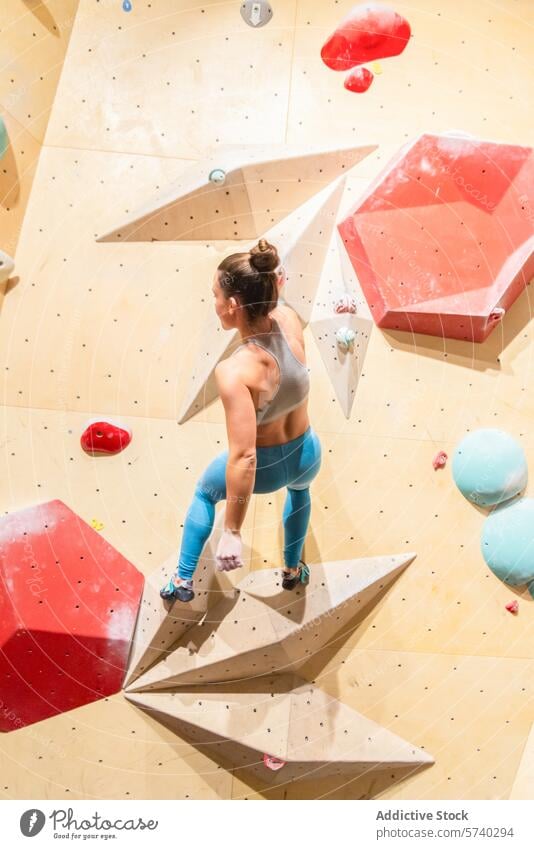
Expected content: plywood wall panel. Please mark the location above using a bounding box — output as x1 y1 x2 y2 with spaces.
46 0 297 158
0 692 232 799
1 0 532 802
287 1 534 152
0 146 223 417
0 405 256 578
0 0 79 143
251 431 534 659
0 110 41 280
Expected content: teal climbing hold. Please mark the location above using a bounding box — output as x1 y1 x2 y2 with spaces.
481 497 534 588
452 429 527 507
0 116 7 160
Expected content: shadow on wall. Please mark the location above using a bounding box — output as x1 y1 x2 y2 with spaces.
22 0 61 37
135 701 431 801
384 281 534 374
0 276 19 302
238 763 429 800
124 563 429 801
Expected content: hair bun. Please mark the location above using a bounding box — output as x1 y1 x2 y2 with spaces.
249 238 280 273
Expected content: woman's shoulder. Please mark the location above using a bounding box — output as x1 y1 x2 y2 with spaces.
272 302 304 343
215 354 255 395
222 341 261 381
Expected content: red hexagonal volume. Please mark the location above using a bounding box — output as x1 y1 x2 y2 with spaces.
338 133 534 342
0 500 144 731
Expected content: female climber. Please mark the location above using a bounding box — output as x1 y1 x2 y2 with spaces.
160 238 322 603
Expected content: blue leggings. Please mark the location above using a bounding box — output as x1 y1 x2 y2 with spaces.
177 426 322 580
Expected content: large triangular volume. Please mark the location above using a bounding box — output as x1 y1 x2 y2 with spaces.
266 176 347 325
177 177 347 424
123 509 235 688
310 314 372 419
125 673 433 784
335 229 373 320
96 143 377 243
176 312 241 425
126 553 416 692
309 231 373 418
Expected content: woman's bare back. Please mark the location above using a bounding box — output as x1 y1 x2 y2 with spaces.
230 304 310 446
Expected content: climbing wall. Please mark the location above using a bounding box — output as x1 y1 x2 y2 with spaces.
0 0 79 260
0 0 533 801
0 500 144 731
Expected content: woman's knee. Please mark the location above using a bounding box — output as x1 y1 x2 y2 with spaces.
194 451 228 502
287 484 310 494
194 478 225 503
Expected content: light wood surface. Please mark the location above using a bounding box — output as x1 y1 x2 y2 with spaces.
126 673 433 786
0 0 532 800
0 0 79 261
96 142 376 242
510 723 534 799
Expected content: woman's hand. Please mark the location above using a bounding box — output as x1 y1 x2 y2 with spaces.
215 529 244 572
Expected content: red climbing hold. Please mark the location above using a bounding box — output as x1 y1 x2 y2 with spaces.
263 753 286 771
505 600 519 614
344 66 374 93
334 294 358 314
81 418 132 456
321 3 411 72
0 500 144 731
433 451 448 470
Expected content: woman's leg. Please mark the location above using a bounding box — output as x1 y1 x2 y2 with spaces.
166 442 288 593
282 487 312 568
163 428 320 598
173 441 290 583
282 428 322 569
176 451 228 581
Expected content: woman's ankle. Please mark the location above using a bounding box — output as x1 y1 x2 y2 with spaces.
174 575 193 587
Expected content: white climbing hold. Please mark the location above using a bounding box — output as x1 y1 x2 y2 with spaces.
0 249 15 286
263 753 286 770
240 0 273 28
488 307 505 322
336 326 357 352
208 168 226 185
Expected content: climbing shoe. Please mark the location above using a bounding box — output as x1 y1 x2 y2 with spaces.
160 576 194 603
282 559 310 590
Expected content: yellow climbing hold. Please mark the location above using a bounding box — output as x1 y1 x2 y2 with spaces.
91 518 104 531
371 61 383 74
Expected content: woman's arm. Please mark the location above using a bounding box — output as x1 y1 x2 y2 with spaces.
214 360 257 532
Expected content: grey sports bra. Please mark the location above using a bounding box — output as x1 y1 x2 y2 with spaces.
231 316 310 424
